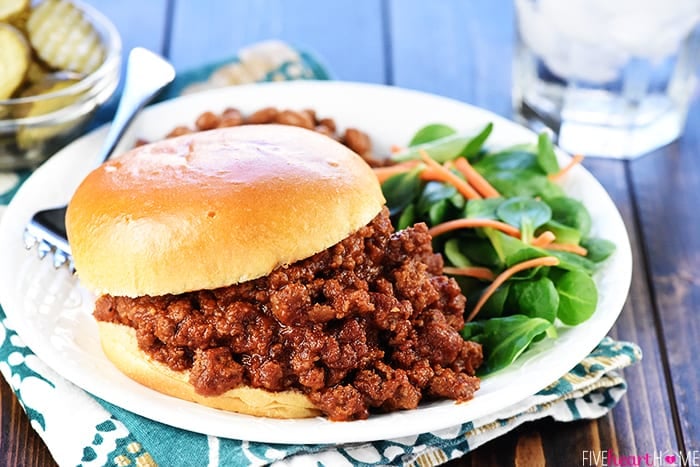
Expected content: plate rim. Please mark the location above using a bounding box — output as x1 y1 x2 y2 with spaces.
0 80 633 444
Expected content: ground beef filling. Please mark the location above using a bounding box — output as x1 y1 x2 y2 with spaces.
94 208 483 421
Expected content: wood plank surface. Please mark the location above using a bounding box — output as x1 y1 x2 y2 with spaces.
628 102 700 451
586 158 678 456
0 387 56 467
167 0 386 83
388 0 514 115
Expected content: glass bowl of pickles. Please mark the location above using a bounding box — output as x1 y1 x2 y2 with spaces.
0 0 121 170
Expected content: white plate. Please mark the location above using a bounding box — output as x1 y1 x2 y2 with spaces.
0 81 632 444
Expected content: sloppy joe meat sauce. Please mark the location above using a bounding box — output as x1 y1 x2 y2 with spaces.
94 208 482 421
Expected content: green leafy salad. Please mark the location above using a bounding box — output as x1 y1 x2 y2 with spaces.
377 123 616 375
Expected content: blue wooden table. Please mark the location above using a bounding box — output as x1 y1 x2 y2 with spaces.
2 1 699 465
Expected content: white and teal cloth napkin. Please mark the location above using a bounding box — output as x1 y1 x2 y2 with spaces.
0 41 642 467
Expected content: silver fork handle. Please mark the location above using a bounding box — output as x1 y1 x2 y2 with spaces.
94 47 176 166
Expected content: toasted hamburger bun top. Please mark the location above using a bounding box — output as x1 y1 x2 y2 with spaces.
66 124 385 297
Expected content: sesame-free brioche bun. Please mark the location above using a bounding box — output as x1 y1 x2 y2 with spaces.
97 321 321 418
66 124 385 297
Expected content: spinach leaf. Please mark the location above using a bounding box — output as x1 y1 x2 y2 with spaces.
473 150 540 174
461 237 503 268
449 190 466 210
444 238 472 267
484 229 594 273
505 247 549 271
489 142 537 155
417 181 458 215
464 197 504 220
460 122 493 159
391 134 472 163
539 220 582 245
461 315 556 374
547 250 597 274
485 169 564 200
414 181 464 225
536 131 560 175
581 237 616 263
397 203 416 230
510 277 559 323
429 199 450 225
483 228 527 263
554 270 598 325
409 123 456 146
381 167 422 216
496 197 552 243
547 196 592 237
476 283 510 319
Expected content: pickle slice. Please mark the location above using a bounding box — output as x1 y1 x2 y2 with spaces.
0 0 29 22
25 58 53 84
15 79 81 149
0 23 30 99
27 0 105 75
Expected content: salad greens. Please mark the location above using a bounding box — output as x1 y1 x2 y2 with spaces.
461 315 557 374
392 122 493 163
495 197 551 243
382 124 615 375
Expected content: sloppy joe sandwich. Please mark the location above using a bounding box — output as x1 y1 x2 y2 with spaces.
66 124 482 421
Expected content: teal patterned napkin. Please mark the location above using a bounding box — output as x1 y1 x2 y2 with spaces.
0 41 642 467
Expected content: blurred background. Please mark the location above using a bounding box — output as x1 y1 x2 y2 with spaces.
86 0 700 158
87 0 518 117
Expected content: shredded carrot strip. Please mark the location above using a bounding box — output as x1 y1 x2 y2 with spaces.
544 243 588 256
531 230 556 247
372 161 420 183
419 167 449 181
390 144 405 154
548 154 585 182
427 218 521 239
466 256 560 322
443 266 495 281
419 150 482 200
454 157 501 198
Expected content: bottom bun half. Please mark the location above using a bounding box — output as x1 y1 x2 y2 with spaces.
97 321 321 419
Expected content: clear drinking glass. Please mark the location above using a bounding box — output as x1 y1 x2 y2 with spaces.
513 0 700 158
